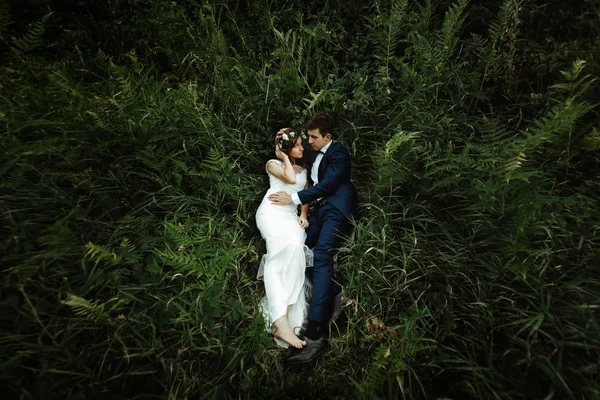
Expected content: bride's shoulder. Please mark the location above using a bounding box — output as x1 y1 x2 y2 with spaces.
293 165 306 174
265 159 283 172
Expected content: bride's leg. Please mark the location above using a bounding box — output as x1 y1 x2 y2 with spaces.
272 314 306 349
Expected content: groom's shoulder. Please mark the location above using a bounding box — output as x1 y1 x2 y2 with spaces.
331 141 351 155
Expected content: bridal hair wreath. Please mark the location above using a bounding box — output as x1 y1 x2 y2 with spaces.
277 130 307 148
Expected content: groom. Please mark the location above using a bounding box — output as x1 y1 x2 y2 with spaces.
269 112 357 364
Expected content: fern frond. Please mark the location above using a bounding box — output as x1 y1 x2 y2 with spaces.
550 59 598 98
377 0 409 82
164 220 214 247
560 59 587 81
503 152 526 182
136 145 175 172
153 246 201 271
61 294 110 322
48 68 84 103
583 128 600 152
195 148 235 180
119 238 143 265
439 0 468 50
486 0 522 92
469 33 489 59
85 111 109 130
302 90 327 112
0 157 26 188
489 0 519 49
12 12 52 53
524 98 592 149
385 130 420 156
107 60 136 107
85 242 122 266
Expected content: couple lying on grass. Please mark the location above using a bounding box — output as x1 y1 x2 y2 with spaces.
256 112 357 365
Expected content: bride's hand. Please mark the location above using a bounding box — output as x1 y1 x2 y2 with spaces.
298 217 309 229
275 145 288 161
275 128 287 141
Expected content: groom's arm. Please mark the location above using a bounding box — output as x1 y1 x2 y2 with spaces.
296 146 351 205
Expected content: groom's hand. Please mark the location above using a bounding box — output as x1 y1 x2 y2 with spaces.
268 191 292 205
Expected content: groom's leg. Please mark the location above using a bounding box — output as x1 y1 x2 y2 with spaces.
306 204 350 338
304 208 323 283
305 209 322 249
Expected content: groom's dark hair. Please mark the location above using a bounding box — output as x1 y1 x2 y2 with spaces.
305 112 334 137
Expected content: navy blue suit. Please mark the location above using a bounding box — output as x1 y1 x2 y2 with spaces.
298 141 357 322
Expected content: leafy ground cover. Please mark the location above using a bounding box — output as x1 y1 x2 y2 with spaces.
1 0 599 398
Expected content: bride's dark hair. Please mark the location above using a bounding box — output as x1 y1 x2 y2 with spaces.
278 127 306 168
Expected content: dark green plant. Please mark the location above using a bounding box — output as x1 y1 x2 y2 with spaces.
1 0 599 398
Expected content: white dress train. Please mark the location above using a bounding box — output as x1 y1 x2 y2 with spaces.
255 160 312 348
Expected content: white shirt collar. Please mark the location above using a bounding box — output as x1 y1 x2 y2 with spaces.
320 140 333 154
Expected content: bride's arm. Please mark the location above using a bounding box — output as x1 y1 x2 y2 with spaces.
298 181 310 228
266 146 296 184
300 203 309 219
300 180 310 218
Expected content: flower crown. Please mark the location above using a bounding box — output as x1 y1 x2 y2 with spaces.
277 130 307 148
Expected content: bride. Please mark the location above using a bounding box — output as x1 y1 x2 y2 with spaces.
256 128 311 349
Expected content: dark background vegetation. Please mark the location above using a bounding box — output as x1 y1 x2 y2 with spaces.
1 0 599 398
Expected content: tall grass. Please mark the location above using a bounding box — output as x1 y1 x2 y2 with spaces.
1 0 599 398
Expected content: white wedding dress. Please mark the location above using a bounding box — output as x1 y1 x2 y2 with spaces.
255 159 312 348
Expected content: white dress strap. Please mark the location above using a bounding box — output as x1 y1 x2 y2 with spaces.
265 159 283 173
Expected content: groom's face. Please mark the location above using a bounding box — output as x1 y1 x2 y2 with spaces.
307 129 331 151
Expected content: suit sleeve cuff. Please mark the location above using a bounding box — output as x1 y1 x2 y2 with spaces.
291 193 302 205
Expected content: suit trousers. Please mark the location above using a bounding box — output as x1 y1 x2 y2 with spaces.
305 202 351 322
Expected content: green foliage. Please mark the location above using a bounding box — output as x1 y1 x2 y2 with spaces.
1 0 599 399
11 12 52 54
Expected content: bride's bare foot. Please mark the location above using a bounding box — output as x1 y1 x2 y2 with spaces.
272 317 306 349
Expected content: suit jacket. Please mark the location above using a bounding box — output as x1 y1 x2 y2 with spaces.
298 141 357 216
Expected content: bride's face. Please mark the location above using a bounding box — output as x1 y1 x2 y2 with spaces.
289 137 304 160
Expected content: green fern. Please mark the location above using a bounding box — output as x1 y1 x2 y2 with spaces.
469 33 489 59
85 242 122 266
154 246 199 269
377 0 409 84
61 294 110 322
0 157 26 188
136 145 176 172
437 0 469 57
583 128 600 152
12 12 52 53
194 147 235 181
106 59 139 109
408 0 468 75
384 130 420 157
270 24 307 89
84 110 109 130
48 68 84 104
118 238 143 265
550 59 598 98
524 97 592 151
302 89 327 112
489 0 521 50
163 220 215 247
503 151 527 182
486 0 522 91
